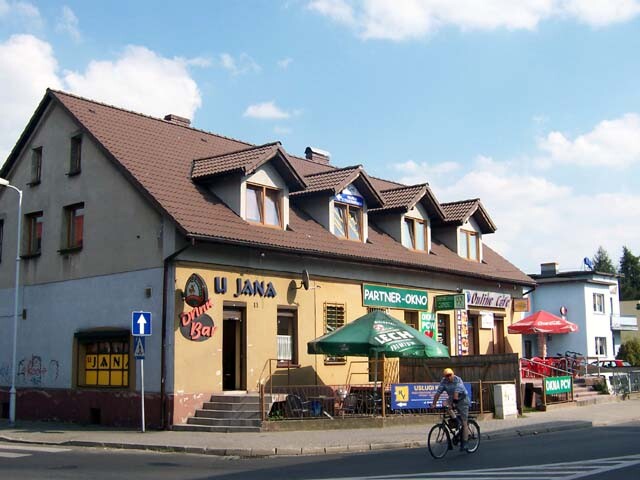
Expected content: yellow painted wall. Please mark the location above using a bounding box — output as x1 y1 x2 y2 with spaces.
173 264 524 394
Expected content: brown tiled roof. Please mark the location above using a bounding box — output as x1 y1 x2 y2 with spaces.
375 184 425 210
441 199 479 222
293 165 362 194
3 90 532 286
192 143 281 178
440 198 497 233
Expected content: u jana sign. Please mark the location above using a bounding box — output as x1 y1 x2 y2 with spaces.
363 284 428 311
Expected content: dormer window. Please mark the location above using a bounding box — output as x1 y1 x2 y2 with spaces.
459 229 479 261
246 183 281 227
403 218 428 251
334 202 362 241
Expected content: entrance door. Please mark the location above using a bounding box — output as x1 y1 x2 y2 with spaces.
222 307 246 391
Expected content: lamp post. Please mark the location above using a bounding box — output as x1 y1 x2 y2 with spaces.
0 177 22 424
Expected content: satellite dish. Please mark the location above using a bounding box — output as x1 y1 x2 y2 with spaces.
583 257 594 270
301 269 310 290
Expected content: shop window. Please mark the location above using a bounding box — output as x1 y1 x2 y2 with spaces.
69 135 82 175
333 202 362 241
277 308 298 367
76 334 130 388
324 303 346 364
595 337 607 356
29 147 42 185
404 310 419 330
466 315 478 355
437 314 449 347
402 217 428 251
459 229 479 261
246 183 282 227
593 293 605 313
24 211 43 256
61 202 84 251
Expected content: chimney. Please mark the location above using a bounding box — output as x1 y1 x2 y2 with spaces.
540 262 559 276
305 146 331 164
164 114 191 126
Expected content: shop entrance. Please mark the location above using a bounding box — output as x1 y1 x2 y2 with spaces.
222 307 246 391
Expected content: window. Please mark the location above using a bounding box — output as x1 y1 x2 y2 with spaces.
334 202 362 241
404 310 419 330
78 336 130 388
595 337 607 356
459 229 479 260
29 147 42 185
246 184 281 227
25 211 43 256
593 293 605 313
62 203 84 250
69 135 82 175
324 303 346 364
277 308 298 367
402 217 428 251
0 219 3 263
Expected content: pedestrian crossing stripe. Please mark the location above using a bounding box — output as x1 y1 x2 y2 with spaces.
315 453 640 480
0 444 71 459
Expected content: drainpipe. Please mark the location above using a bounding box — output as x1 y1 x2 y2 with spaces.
160 241 192 429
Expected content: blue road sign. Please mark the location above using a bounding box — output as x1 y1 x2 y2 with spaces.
132 311 152 336
134 336 145 360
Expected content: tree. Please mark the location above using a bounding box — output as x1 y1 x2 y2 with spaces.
617 338 640 366
619 246 640 301
592 246 616 274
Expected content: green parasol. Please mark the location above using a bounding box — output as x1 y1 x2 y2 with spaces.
307 310 450 358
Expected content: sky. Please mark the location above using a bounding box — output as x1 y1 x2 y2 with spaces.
1 0 639 276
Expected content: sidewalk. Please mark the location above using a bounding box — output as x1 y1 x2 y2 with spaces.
1 397 639 458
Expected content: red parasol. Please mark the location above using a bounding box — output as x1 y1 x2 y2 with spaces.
508 310 578 358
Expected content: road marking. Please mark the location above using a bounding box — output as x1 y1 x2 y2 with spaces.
0 443 71 459
314 454 640 480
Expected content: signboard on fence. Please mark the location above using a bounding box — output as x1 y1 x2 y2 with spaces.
544 375 572 395
391 383 472 410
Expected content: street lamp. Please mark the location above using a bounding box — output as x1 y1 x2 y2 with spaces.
0 177 22 424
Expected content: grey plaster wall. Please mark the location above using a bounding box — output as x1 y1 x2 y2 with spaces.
0 268 164 391
0 103 166 289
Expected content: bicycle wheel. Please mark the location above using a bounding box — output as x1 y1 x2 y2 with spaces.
465 420 481 453
428 424 451 459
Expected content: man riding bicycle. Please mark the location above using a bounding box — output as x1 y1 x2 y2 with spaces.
431 368 470 452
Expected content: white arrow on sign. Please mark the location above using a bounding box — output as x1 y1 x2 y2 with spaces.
136 314 147 335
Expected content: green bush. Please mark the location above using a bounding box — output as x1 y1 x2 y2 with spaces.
617 338 640 366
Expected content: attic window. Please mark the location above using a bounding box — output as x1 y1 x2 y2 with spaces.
403 218 428 251
334 202 362 241
246 183 281 227
459 229 479 261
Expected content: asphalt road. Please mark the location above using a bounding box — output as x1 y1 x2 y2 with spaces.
1 423 640 480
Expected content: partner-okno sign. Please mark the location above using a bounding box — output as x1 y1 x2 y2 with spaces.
362 284 428 310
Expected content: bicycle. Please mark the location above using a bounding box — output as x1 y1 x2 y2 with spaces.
427 408 480 459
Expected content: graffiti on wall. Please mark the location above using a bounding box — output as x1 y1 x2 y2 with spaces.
0 355 60 386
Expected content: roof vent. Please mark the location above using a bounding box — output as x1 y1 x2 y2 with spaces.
540 262 559 276
305 146 331 164
164 114 191 126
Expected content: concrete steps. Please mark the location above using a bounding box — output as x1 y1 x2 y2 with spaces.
573 377 610 405
172 393 265 433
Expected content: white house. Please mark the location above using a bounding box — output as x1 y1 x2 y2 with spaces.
526 262 637 360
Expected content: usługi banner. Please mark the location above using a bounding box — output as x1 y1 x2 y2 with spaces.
391 383 473 410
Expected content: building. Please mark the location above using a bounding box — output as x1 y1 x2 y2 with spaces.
527 262 638 360
620 300 640 343
0 90 534 427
